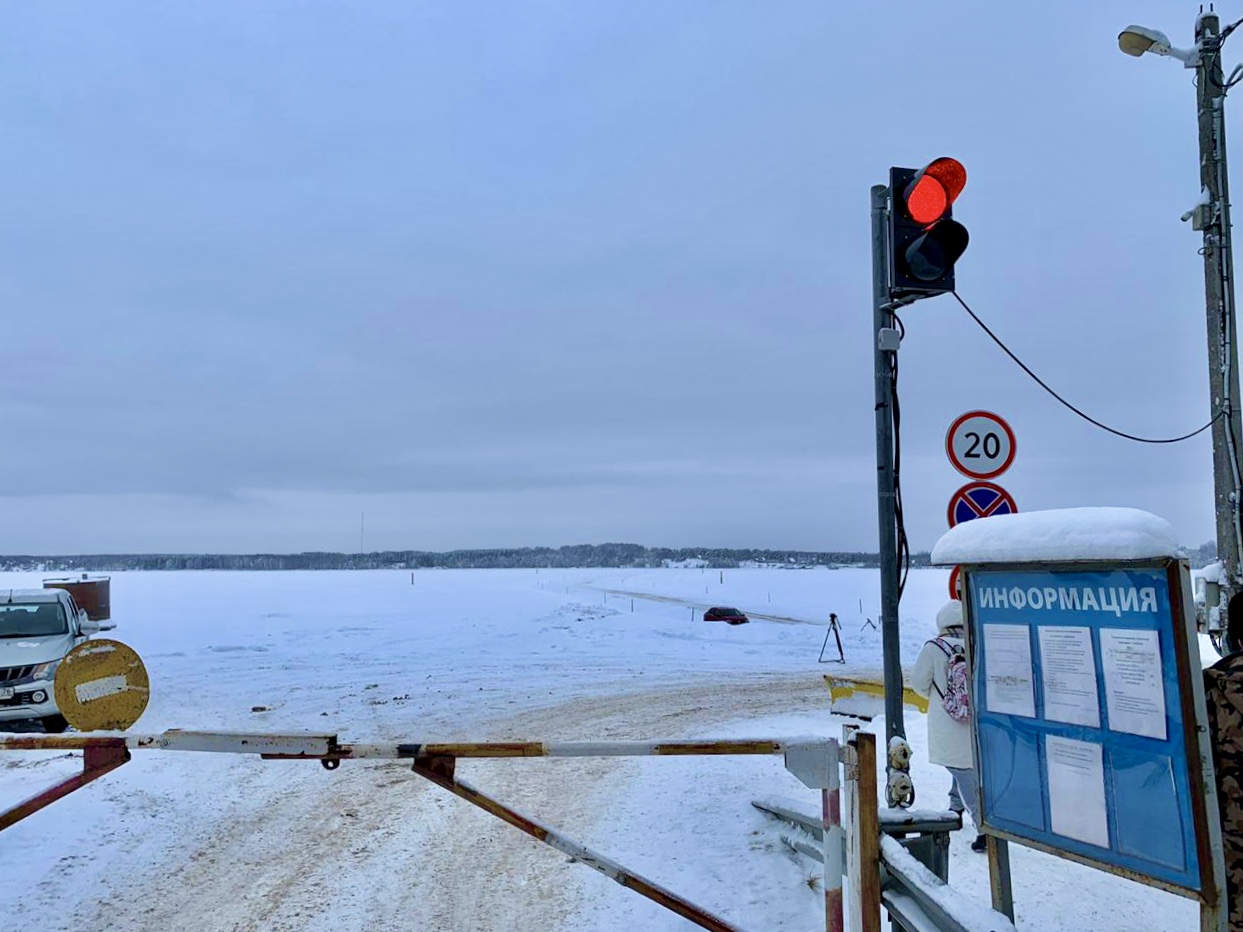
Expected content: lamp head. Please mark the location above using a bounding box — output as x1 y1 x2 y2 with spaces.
1118 24 1198 66
1118 24 1173 56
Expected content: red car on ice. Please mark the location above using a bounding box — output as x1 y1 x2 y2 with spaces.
703 606 749 625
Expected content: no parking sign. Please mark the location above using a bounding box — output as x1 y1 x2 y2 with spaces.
945 411 1018 530
947 481 1018 527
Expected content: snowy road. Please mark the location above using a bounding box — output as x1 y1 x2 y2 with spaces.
0 568 1203 930
71 674 829 932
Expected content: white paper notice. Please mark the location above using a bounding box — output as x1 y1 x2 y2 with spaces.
1046 735 1110 848
1100 628 1167 740
983 624 1036 718
1038 626 1100 728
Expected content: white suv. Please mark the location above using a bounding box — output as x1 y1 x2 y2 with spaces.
0 589 109 732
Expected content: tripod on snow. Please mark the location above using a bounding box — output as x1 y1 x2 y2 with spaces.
818 612 845 664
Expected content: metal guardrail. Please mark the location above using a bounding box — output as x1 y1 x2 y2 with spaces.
880 836 1016 932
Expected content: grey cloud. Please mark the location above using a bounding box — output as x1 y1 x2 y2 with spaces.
0 0 1235 552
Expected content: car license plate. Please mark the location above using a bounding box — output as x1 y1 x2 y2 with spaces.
0 687 13 700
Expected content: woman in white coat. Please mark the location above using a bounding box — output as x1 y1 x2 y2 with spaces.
911 599 986 852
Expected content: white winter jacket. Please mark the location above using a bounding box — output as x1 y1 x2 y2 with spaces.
911 628 974 769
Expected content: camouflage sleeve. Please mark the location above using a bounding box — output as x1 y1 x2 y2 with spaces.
1204 655 1243 929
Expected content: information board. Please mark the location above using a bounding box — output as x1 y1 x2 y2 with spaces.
964 562 1212 896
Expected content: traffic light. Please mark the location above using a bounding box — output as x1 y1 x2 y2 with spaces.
888 158 968 300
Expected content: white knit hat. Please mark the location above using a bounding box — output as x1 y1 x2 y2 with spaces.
936 599 964 634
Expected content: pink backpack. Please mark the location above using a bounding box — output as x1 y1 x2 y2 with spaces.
930 637 971 723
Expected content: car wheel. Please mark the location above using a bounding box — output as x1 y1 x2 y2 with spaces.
41 715 70 734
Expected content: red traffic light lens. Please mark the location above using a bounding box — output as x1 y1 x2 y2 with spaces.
903 157 967 225
924 158 966 203
906 175 947 225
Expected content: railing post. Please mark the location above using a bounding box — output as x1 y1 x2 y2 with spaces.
852 731 882 932
843 724 861 928
823 743 843 932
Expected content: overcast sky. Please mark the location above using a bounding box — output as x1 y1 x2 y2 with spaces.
0 2 1239 555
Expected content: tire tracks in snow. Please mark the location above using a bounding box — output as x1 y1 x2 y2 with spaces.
593 588 820 626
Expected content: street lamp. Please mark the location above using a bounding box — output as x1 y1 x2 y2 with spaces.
1119 11 1242 645
1117 24 1199 64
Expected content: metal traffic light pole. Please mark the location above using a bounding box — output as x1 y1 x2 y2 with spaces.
871 183 906 748
871 160 966 806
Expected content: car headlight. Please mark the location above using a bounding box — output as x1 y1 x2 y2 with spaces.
31 660 60 681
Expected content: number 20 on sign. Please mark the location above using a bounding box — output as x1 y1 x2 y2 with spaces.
945 410 1016 480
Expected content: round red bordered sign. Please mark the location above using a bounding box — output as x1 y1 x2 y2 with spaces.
949 565 962 600
946 480 1018 528
945 410 1016 480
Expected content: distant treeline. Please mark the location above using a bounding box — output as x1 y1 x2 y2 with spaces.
0 543 933 572
1 540 1217 572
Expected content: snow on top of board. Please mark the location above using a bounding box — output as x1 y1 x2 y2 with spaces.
931 507 1180 566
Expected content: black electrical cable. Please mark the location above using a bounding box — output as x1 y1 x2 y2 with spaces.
952 291 1221 444
1205 47 1240 91
892 313 910 602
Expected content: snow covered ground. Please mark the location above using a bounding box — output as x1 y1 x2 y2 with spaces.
0 567 1205 930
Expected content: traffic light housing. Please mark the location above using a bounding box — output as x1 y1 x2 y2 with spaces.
888 158 968 300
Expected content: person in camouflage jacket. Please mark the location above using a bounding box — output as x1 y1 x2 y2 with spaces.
1203 594 1243 929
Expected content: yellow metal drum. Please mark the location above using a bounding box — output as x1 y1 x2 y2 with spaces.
53 639 150 731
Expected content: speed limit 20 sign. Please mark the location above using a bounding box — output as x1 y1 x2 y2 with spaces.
945 410 1016 480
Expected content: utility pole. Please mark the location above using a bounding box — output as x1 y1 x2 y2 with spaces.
1195 12 1243 610
871 184 905 746
1120 11 1243 635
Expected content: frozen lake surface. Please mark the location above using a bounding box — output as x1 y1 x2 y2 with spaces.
0 568 1199 930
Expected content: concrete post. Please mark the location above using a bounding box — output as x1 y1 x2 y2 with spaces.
1193 13 1243 612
